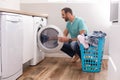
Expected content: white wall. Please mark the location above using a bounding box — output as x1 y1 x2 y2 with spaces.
21 0 48 3
21 0 100 3
0 0 20 10
21 0 111 56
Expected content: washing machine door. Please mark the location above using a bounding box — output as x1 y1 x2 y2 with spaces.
37 25 63 53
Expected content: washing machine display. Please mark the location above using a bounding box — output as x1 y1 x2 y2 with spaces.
37 25 63 53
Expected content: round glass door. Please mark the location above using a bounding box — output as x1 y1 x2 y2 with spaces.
37 25 63 53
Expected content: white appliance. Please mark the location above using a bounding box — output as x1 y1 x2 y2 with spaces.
22 15 34 64
0 12 23 80
30 17 47 65
30 17 63 65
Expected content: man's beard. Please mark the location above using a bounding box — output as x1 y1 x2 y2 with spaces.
65 18 69 22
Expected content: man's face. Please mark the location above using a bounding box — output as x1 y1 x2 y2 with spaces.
61 10 69 22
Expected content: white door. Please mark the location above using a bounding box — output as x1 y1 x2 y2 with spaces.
107 24 120 80
37 25 63 53
0 20 1 76
0 33 1 76
1 13 23 78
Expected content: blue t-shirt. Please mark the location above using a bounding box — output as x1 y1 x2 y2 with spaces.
66 17 88 38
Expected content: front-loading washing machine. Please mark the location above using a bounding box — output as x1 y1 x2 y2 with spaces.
30 16 63 65
30 16 47 65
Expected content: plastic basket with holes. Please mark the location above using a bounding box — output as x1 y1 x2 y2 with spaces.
80 37 105 72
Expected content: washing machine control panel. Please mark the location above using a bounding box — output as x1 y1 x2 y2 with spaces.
34 17 47 29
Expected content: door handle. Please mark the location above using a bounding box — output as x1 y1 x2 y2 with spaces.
6 19 22 23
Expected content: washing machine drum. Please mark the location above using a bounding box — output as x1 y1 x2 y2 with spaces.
37 25 63 53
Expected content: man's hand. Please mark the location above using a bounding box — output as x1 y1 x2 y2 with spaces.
58 37 69 42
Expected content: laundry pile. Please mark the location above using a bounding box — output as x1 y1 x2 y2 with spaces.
77 31 107 48
41 34 49 43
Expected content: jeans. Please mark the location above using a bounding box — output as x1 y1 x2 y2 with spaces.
61 41 81 59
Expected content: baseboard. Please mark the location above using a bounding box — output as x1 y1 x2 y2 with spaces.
103 54 109 59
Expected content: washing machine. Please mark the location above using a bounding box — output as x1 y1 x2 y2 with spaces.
30 17 47 65
30 17 63 65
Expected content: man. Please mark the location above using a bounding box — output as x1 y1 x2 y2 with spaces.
58 7 88 62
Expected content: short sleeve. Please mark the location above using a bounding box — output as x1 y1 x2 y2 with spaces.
78 19 88 34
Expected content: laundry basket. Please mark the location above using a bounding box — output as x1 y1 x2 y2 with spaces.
80 37 105 72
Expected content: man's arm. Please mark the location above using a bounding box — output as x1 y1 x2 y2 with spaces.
80 30 86 35
59 29 86 42
70 30 86 41
58 28 69 42
63 28 68 37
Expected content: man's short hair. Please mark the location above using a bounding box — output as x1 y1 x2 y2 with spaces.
61 7 73 15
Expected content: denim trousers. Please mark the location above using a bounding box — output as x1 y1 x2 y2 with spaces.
61 41 81 59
